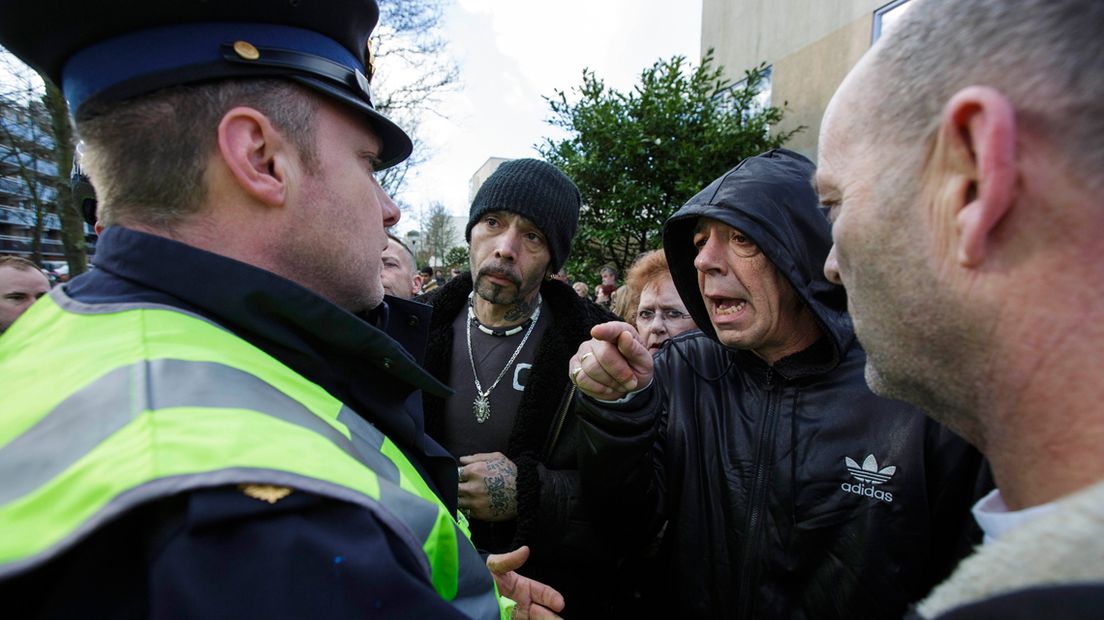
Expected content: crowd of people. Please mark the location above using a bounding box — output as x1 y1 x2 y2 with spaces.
0 0 1101 618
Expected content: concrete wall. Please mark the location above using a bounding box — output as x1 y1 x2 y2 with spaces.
702 0 896 161
468 156 508 204
702 0 884 76
770 15 874 159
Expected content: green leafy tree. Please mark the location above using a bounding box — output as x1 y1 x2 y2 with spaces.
539 51 799 279
444 245 468 271
419 201 455 268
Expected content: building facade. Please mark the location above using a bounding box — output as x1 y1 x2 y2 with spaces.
468 157 508 204
701 0 912 160
0 100 94 265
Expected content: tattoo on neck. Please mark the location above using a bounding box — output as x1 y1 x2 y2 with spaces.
503 297 538 323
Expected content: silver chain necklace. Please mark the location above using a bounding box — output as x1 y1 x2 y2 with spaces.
466 294 542 424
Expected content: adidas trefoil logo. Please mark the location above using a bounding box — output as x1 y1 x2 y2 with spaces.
846 454 896 484
841 454 896 503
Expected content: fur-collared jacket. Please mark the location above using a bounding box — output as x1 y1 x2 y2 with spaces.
420 273 618 615
913 480 1104 619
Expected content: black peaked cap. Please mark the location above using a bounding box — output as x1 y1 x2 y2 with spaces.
0 0 412 169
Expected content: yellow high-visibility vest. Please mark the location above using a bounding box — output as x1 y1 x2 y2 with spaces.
0 289 508 618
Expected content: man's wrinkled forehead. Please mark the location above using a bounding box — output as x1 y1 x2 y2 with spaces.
0 264 49 290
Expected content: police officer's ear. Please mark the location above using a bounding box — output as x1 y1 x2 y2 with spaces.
216 107 293 208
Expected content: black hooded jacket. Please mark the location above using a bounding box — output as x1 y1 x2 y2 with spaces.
577 150 989 619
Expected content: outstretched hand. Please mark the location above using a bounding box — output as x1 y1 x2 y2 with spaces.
487 546 565 619
568 321 654 401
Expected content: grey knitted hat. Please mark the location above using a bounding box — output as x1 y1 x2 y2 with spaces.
465 158 581 272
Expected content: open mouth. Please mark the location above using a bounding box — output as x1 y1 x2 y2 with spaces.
709 297 748 320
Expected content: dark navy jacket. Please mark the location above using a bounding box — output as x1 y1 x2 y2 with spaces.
2 226 474 618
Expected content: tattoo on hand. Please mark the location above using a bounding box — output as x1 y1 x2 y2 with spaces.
484 458 518 518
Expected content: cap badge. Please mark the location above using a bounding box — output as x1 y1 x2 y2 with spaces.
232 40 260 61
239 483 293 504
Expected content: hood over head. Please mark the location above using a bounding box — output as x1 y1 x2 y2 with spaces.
662 148 851 359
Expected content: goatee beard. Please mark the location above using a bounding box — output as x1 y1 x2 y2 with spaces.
475 266 521 305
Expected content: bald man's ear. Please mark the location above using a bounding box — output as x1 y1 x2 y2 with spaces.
937 86 1017 268
217 107 292 208
412 274 424 296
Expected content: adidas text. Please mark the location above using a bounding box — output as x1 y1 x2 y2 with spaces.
840 481 893 503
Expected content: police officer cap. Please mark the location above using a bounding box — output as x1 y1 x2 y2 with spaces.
0 0 412 169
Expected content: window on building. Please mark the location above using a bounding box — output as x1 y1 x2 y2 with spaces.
733 65 772 112
872 0 913 44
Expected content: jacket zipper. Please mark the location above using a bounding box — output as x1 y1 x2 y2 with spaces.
543 383 576 460
737 366 780 620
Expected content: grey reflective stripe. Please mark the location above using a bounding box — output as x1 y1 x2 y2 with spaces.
48 289 415 487
0 468 431 581
342 410 500 616
379 483 440 547
338 405 401 484
451 529 503 619
49 287 224 329
376 482 500 618
0 359 364 507
0 363 136 505
339 404 499 616
148 359 362 462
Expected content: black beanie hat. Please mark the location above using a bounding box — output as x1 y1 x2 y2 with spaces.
466 158 581 272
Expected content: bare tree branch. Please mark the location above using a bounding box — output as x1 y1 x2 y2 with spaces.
1 46 88 272
372 0 460 199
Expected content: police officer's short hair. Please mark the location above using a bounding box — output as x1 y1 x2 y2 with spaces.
80 80 319 229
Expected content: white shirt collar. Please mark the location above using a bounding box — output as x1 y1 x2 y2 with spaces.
972 488 1058 544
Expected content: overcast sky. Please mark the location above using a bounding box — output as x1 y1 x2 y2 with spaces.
391 0 703 234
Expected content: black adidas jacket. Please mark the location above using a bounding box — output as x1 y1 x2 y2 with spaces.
576 150 990 619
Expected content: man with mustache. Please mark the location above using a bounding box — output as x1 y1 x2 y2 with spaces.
420 158 618 617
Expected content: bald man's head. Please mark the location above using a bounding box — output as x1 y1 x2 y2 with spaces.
0 257 50 333
380 236 421 299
